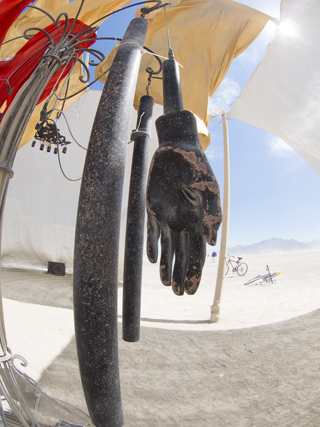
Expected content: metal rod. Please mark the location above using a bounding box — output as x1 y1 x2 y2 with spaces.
122 95 153 342
73 17 148 427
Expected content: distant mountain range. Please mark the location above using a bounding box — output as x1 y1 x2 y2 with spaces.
227 238 320 255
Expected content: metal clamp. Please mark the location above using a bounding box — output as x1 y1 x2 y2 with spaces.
0 165 14 179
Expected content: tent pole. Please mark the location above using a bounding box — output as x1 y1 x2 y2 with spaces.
210 110 230 323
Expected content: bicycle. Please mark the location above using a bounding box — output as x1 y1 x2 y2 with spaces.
225 255 248 276
244 265 280 285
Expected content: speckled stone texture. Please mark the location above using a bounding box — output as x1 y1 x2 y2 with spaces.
162 59 183 113
123 95 153 343
73 18 148 427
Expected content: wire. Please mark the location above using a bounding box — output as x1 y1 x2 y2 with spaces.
56 143 82 182
53 123 83 182
136 111 145 131
163 5 174 59
51 109 87 150
52 66 111 101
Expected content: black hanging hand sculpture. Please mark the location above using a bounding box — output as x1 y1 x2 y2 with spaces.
146 109 222 295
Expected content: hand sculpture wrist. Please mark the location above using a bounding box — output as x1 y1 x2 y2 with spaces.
156 110 201 149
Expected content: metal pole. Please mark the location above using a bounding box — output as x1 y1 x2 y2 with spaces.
73 18 148 427
210 111 230 322
122 95 153 342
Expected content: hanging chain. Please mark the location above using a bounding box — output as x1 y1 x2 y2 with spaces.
146 72 153 95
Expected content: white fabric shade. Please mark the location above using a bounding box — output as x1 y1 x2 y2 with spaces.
228 0 320 177
1 90 161 275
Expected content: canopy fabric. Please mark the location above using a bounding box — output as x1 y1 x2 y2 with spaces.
228 0 320 177
0 0 132 148
1 91 102 274
1 91 162 275
0 0 131 60
0 0 34 46
0 19 96 119
96 0 270 150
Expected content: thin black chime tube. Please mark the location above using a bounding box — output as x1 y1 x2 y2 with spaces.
123 95 153 342
73 18 148 427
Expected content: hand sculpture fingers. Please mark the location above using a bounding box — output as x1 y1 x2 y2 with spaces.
147 213 176 288
159 226 174 286
171 231 188 295
184 230 206 295
147 213 160 263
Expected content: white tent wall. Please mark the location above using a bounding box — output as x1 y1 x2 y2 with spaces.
1 90 161 276
228 0 320 178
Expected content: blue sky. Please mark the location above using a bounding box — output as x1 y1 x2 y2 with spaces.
207 0 320 247
91 0 320 247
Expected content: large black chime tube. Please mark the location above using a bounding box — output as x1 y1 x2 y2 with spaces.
73 18 148 427
123 95 153 342
162 59 183 113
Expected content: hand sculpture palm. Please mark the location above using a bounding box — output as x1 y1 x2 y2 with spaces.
146 110 222 295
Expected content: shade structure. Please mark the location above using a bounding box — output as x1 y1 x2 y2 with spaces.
0 19 96 119
0 0 32 47
0 0 133 149
0 0 97 149
228 0 320 177
0 0 131 60
1 0 270 151
1 90 161 276
95 0 270 150
0 0 270 281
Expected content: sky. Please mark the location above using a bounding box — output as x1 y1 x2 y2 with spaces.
81 0 320 248
206 0 320 247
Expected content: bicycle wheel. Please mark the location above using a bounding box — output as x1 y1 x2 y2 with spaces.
263 273 277 283
244 275 261 285
237 263 248 276
225 263 229 275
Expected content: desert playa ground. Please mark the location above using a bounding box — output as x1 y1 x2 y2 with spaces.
1 250 320 426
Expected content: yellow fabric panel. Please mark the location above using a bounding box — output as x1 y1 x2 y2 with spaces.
3 0 269 150
18 61 87 149
33 0 132 28
96 0 269 149
0 0 131 148
0 0 131 60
